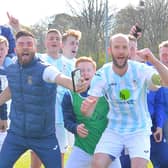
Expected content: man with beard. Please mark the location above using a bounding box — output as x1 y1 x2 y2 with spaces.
80 33 168 168
120 34 168 168
0 30 86 168
30 29 71 168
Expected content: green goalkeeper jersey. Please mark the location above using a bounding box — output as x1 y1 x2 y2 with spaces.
71 92 109 154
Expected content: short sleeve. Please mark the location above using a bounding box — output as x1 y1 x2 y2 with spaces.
42 65 61 83
146 65 160 90
88 67 107 97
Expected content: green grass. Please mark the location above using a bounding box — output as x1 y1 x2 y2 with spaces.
14 150 31 168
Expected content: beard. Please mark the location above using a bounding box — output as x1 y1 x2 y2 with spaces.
112 56 128 69
17 51 35 65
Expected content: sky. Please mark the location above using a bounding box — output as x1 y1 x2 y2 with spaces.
0 0 140 26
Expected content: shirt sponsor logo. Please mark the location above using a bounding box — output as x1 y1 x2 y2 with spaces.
119 89 131 100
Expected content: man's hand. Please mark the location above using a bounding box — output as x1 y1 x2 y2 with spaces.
136 48 158 64
153 127 162 142
75 77 88 93
55 74 87 93
0 87 11 106
7 12 21 32
76 123 88 138
130 24 142 40
80 96 98 117
0 119 8 132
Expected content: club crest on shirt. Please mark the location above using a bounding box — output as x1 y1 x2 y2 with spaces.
27 76 32 85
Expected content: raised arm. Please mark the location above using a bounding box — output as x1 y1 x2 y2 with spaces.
55 73 86 92
137 48 168 86
43 65 87 93
152 59 168 86
7 12 21 33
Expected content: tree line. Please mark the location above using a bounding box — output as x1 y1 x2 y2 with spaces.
28 0 168 67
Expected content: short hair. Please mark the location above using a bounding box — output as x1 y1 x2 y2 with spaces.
75 56 96 70
0 35 9 47
159 40 168 49
46 29 62 38
62 29 81 42
15 30 35 41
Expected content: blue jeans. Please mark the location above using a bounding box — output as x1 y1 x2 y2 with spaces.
0 131 61 168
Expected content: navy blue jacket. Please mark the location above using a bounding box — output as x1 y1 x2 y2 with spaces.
6 57 56 138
